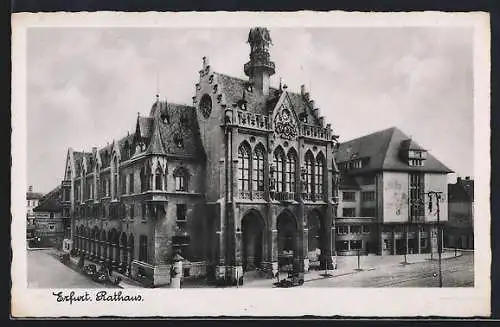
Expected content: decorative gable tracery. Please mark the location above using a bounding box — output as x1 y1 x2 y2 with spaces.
273 94 298 140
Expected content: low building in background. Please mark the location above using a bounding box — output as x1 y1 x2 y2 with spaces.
32 186 71 249
334 127 453 256
445 176 474 249
26 185 44 243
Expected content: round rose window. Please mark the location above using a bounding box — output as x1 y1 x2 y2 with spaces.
199 94 212 119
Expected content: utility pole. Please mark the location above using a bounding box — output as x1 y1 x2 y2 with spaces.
426 191 443 288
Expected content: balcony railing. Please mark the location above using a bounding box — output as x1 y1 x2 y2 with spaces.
253 190 265 200
235 110 270 131
239 190 251 200
274 192 296 202
299 123 331 141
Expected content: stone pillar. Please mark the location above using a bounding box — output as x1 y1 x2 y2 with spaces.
271 229 279 278
322 207 334 270
126 246 132 275
303 228 309 272
418 226 422 254
232 230 243 285
112 243 118 269
119 246 125 273
216 230 226 283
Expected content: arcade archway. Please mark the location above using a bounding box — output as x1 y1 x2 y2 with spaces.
277 210 298 271
241 211 265 271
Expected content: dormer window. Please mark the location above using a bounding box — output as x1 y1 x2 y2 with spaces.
406 151 426 166
400 140 427 167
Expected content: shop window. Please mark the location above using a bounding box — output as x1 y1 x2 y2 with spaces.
350 240 362 250
361 191 375 202
350 225 362 234
336 240 349 251
342 208 356 217
336 225 348 235
343 192 355 202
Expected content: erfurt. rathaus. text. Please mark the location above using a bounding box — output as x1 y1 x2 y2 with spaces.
59 27 451 286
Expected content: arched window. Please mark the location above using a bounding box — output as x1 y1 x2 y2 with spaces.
113 157 119 198
286 149 297 193
155 165 163 191
274 147 286 192
140 166 149 192
252 144 265 192
238 143 251 192
305 151 315 194
315 153 325 196
174 167 189 192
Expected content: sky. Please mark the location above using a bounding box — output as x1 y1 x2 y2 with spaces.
26 27 474 194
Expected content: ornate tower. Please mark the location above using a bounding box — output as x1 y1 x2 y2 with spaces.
244 27 276 96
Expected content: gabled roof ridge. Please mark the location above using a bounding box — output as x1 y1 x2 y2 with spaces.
340 126 398 145
381 127 399 168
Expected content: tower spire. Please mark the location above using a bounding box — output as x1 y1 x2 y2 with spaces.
244 27 276 96
156 70 160 101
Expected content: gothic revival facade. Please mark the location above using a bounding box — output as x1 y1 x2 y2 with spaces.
62 27 341 287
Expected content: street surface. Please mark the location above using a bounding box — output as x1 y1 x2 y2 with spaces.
27 249 118 289
28 248 473 288
301 252 474 288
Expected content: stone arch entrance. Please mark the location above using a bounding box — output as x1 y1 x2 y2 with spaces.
307 210 323 266
277 210 299 271
241 210 265 272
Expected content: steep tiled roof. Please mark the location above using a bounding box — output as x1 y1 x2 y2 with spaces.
33 186 61 212
339 173 360 190
335 127 453 174
137 116 153 139
26 192 44 200
215 73 320 124
216 73 278 115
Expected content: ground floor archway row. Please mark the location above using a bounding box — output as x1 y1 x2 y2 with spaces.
73 225 135 276
210 203 335 284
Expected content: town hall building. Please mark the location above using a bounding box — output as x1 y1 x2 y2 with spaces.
59 27 451 287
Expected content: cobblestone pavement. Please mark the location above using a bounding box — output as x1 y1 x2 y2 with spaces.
300 252 474 288
27 249 118 289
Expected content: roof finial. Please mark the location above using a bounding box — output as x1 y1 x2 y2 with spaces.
279 77 282 91
156 70 160 101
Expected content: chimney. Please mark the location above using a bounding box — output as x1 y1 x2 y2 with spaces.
28 185 33 192
300 84 306 96
244 27 275 96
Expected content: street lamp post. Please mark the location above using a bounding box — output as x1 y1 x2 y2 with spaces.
426 191 443 288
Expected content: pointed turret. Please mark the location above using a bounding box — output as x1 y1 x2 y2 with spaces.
244 27 276 96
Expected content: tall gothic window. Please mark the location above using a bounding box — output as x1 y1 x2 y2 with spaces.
274 147 286 192
286 149 297 193
409 172 425 222
305 151 315 194
140 167 147 192
252 145 265 192
155 166 163 191
315 153 325 196
174 167 189 192
238 143 251 191
113 157 119 199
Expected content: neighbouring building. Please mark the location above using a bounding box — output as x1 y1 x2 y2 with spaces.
59 27 456 287
334 127 453 256
444 176 474 249
32 186 71 249
62 27 340 287
26 185 44 241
